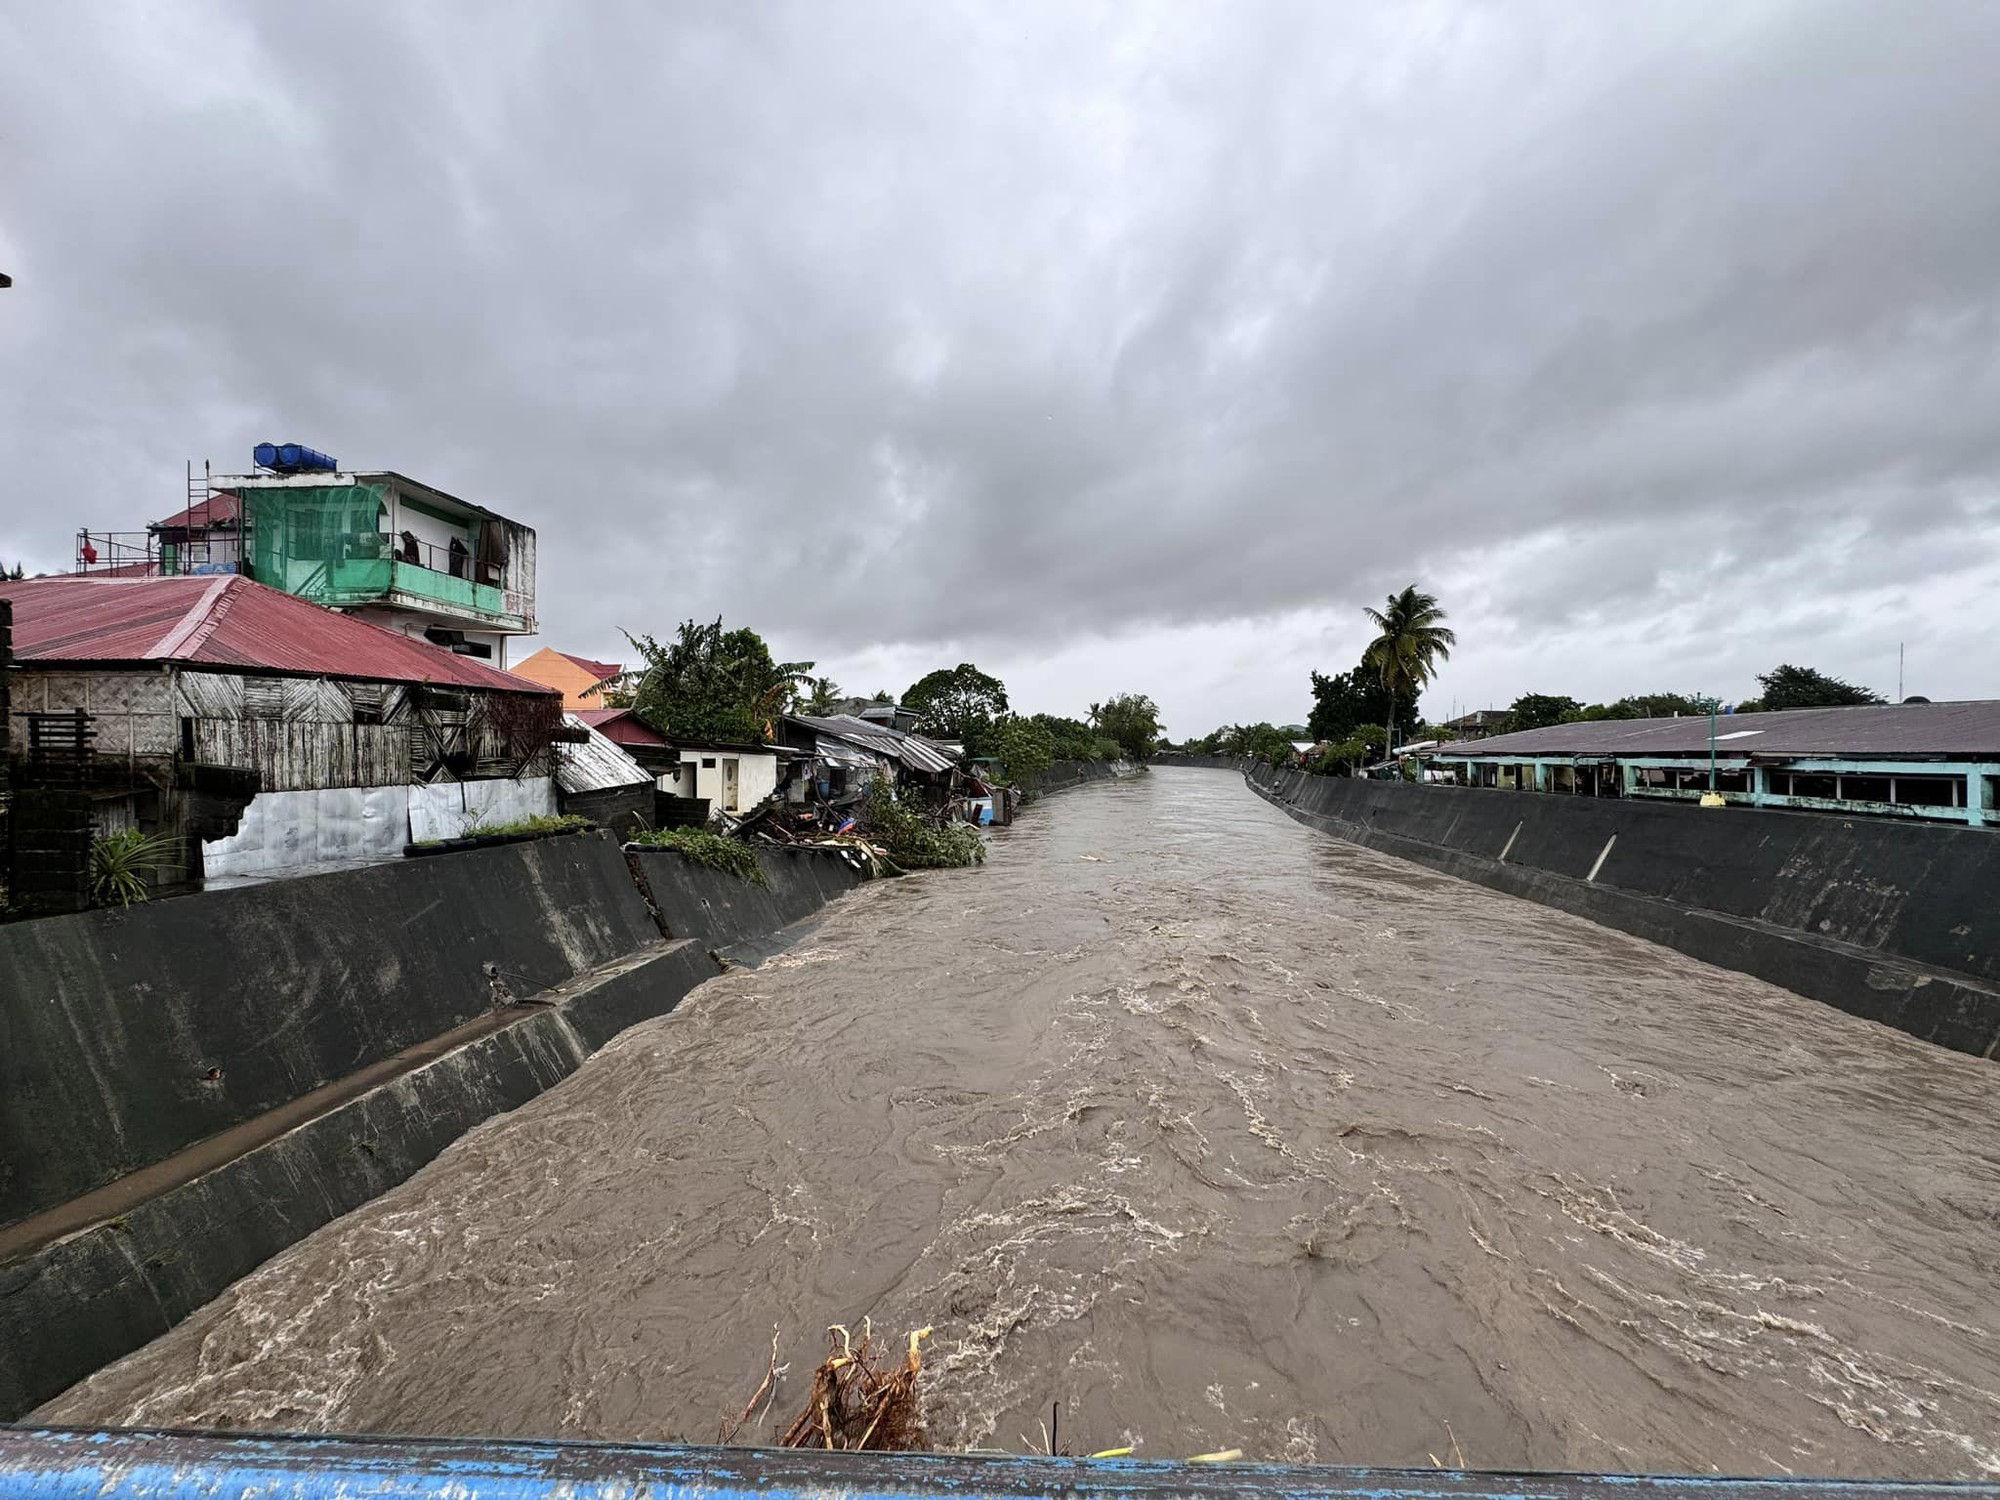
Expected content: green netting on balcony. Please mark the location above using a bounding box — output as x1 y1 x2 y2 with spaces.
243 485 393 603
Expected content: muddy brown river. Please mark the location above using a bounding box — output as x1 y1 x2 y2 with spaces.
41 769 2000 1478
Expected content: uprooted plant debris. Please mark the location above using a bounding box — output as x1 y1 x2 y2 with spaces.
739 1321 932 1451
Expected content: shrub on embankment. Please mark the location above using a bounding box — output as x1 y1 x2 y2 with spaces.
630 826 768 885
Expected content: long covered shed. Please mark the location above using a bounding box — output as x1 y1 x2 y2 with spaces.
1433 700 2000 827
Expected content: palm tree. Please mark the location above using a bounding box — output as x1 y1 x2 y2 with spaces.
1362 586 1455 758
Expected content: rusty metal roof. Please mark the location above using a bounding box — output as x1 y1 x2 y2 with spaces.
0 574 554 695
574 706 675 748
555 714 653 793
151 492 242 531
554 651 623 682
788 713 958 774
1435 700 2000 761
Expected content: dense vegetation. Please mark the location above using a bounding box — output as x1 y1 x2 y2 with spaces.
603 615 1154 792
902 663 1009 746
861 778 986 869
1496 667 1885 735
1087 693 1162 761
613 617 812 744
1738 664 1884 712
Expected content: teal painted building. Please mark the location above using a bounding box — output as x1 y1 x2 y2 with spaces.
1433 701 2000 829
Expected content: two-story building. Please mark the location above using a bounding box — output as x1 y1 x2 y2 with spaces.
77 448 537 667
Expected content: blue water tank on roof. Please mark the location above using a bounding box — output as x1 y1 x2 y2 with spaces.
254 441 338 474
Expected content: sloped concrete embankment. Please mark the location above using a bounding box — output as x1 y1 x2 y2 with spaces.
0 836 865 1418
1150 753 1251 770
1018 757 1143 800
1247 764 2000 1059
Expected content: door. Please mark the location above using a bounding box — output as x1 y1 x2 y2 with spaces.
722 757 740 812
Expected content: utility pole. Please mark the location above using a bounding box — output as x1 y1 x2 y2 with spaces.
1700 694 1725 808
1898 643 1904 702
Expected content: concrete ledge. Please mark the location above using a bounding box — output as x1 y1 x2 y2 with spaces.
1248 773 2000 1060
0 939 718 1419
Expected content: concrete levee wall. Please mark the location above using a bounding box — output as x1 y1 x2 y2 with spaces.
0 837 876 1417
0 939 720 1419
0 831 661 1230
1018 758 1140 799
635 845 868 951
1248 765 2000 1058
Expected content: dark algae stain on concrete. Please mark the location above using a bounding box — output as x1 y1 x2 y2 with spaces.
40 772 2000 1478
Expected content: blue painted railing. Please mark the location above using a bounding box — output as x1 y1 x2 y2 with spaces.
1 1429 1992 1500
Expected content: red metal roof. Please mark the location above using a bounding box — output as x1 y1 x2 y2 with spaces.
555 651 623 682
574 706 670 747
151 492 242 530
0 575 555 696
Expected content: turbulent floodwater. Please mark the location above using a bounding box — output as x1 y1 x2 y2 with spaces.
43 770 2000 1477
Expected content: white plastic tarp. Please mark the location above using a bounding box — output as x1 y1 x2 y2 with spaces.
202 784 410 880
408 776 557 843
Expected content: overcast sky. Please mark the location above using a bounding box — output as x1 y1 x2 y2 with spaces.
3 1 1997 735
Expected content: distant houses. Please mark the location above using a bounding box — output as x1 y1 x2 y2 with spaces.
5 446 996 907
1441 709 1510 741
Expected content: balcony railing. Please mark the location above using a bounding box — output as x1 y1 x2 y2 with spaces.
77 527 525 627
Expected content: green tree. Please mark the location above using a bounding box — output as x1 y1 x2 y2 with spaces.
1748 664 1885 711
622 617 812 745
1030 713 1106 761
1361 586 1455 753
903 663 1010 747
1309 666 1417 743
801 676 844 715
1088 693 1163 760
1505 693 1578 732
1241 723 1298 763
1573 692 1710 721
1308 725 1386 776
983 714 1054 781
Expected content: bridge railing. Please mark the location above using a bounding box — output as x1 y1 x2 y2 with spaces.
1 1428 1988 1500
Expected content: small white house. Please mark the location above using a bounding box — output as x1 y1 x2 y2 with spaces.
661 740 780 817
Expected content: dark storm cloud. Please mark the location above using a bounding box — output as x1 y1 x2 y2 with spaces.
3 0 1998 708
